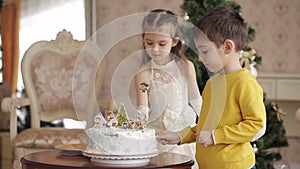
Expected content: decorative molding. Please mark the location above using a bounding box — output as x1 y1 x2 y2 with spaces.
257 73 300 101
48 29 83 53
258 73 300 79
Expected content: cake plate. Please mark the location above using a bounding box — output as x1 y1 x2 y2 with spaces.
82 151 158 167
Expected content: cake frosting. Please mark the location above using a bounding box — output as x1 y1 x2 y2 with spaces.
85 127 157 155
84 103 158 156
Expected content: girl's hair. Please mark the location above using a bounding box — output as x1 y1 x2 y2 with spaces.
141 9 186 64
192 6 248 52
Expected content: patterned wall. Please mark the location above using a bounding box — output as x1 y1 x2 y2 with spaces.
234 0 300 74
94 0 300 99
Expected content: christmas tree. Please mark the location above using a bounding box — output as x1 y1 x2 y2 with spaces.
181 0 288 168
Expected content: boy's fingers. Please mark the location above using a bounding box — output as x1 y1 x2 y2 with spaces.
157 139 168 145
156 137 168 144
155 130 166 136
195 131 211 147
156 131 167 141
194 133 200 142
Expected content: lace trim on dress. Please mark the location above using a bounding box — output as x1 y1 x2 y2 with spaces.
151 59 181 84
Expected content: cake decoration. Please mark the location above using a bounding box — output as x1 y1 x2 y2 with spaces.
106 111 115 120
93 112 107 128
84 103 158 157
116 103 130 128
98 103 149 131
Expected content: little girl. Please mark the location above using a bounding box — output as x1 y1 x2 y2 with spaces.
134 9 202 167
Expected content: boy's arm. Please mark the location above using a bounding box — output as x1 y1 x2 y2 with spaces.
213 81 266 144
177 125 198 144
156 126 198 145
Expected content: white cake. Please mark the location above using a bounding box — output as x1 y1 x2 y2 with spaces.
84 103 158 156
85 127 158 155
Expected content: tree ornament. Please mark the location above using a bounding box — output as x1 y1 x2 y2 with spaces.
271 102 287 121
239 49 256 70
253 143 258 153
182 12 189 21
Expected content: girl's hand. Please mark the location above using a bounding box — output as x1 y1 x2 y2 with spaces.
195 131 213 147
156 130 181 145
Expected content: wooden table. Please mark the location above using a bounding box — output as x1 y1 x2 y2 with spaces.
21 150 194 169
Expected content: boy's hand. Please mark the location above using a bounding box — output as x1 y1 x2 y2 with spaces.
156 130 181 145
195 131 213 147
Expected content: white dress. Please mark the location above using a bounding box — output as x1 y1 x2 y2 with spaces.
147 59 199 168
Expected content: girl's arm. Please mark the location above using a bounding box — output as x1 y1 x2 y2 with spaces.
135 70 150 119
186 60 202 115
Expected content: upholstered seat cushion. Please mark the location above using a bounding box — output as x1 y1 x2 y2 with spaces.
14 128 87 148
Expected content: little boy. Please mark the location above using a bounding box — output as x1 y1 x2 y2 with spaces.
156 6 266 169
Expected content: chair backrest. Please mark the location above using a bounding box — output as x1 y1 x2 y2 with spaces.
21 30 105 129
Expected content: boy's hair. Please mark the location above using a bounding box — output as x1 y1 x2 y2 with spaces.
192 6 248 52
142 9 186 63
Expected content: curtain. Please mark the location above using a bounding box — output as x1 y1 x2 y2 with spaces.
1 0 21 94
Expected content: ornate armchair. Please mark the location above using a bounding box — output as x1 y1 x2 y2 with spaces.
1 30 105 169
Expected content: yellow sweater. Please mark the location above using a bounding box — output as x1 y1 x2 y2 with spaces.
179 68 266 169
